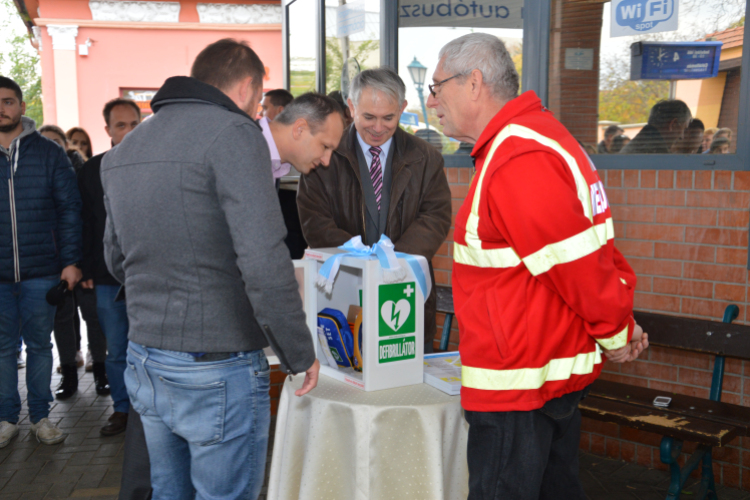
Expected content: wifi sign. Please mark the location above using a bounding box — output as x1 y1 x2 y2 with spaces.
611 0 678 37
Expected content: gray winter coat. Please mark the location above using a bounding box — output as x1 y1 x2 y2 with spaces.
101 76 315 374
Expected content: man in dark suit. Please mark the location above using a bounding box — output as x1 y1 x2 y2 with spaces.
297 67 452 352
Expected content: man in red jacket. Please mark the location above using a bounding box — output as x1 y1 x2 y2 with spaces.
427 33 649 499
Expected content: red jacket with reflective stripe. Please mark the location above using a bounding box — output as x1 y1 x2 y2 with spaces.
454 91 636 412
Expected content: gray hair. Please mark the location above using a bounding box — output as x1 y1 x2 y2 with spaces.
438 33 519 102
275 92 344 133
350 67 406 107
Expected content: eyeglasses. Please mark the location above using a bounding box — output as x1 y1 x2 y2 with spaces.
428 74 464 98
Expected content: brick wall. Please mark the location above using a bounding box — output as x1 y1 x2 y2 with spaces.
270 167 750 490
433 167 750 489
548 0 602 146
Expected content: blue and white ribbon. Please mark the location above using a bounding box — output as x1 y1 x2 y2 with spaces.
314 235 432 302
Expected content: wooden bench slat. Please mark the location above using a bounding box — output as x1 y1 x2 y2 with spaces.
580 396 739 447
634 311 750 359
436 285 455 315
589 379 750 436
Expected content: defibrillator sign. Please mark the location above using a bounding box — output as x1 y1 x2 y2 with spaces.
379 282 416 336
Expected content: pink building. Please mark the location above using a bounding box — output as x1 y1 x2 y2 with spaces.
14 0 282 155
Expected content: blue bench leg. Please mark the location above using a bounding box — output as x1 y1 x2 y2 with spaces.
700 449 717 500
661 436 684 500
440 313 453 351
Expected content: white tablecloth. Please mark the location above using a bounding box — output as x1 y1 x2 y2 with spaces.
267 375 469 500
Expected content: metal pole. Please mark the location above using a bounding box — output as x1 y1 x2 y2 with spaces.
418 87 429 131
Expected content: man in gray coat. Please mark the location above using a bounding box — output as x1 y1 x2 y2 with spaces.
101 39 340 499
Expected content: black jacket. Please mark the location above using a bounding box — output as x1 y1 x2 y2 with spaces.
78 152 119 286
0 117 82 282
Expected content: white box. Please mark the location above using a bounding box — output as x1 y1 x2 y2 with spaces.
294 248 424 391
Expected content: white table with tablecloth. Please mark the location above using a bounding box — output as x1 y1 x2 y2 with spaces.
266 375 469 500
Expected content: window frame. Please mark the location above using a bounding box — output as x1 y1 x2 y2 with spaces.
284 0 750 170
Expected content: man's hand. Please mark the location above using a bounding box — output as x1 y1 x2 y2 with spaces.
294 359 320 397
603 323 649 363
61 265 82 291
80 279 95 289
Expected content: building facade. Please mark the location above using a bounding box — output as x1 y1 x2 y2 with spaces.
14 0 282 154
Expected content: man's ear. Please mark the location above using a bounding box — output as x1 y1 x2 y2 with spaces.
104 124 113 139
469 69 484 100
20 101 26 116
292 117 309 140
400 99 408 114
347 98 356 118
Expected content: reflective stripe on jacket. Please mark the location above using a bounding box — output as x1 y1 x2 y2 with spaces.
453 91 636 412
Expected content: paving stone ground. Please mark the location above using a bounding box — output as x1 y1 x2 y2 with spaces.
2 334 749 499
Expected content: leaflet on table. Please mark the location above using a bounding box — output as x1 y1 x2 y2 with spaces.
423 352 461 396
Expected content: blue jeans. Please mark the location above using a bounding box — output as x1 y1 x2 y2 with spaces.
0 277 58 424
125 342 271 500
95 285 130 413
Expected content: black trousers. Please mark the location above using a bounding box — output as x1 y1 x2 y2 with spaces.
119 405 152 500
465 387 589 500
53 287 107 365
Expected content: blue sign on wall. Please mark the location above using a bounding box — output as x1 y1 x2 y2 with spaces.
630 41 723 80
400 112 420 127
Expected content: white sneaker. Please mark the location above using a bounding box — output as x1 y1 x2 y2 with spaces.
30 418 67 445
17 351 25 369
0 421 19 448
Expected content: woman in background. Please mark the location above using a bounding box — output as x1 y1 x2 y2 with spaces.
66 127 93 160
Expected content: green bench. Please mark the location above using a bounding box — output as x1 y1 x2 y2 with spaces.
581 305 750 500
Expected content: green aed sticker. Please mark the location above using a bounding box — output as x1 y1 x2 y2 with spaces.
378 282 416 337
378 336 416 363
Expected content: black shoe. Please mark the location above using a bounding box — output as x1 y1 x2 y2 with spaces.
100 411 128 436
93 363 110 396
55 364 78 400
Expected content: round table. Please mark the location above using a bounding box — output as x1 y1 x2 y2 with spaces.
267 375 469 500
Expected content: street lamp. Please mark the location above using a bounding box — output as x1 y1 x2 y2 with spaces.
407 57 429 131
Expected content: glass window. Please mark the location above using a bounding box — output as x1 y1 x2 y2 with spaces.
397 0 525 154
288 0 317 97
549 0 746 156
325 0 381 96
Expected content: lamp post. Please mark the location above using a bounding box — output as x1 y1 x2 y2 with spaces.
407 57 429 131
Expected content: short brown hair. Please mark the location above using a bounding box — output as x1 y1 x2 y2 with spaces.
191 39 266 92
102 98 141 126
275 93 344 134
265 89 294 108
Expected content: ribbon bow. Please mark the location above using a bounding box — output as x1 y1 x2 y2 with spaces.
314 235 431 302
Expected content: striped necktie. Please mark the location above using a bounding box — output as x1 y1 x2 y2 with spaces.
369 146 383 211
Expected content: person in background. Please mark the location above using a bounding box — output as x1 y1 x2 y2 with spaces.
597 124 624 154
66 127 93 160
700 127 718 153
671 118 704 154
709 136 731 154
327 90 354 128
261 89 294 121
102 39 324 498
39 124 107 392
40 125 86 172
259 89 295 183
427 33 648 499
0 76 82 448
620 100 691 154
78 97 141 436
610 134 630 154
298 67 452 353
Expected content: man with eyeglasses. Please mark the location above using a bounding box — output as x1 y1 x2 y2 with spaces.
427 33 649 499
297 67 451 353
